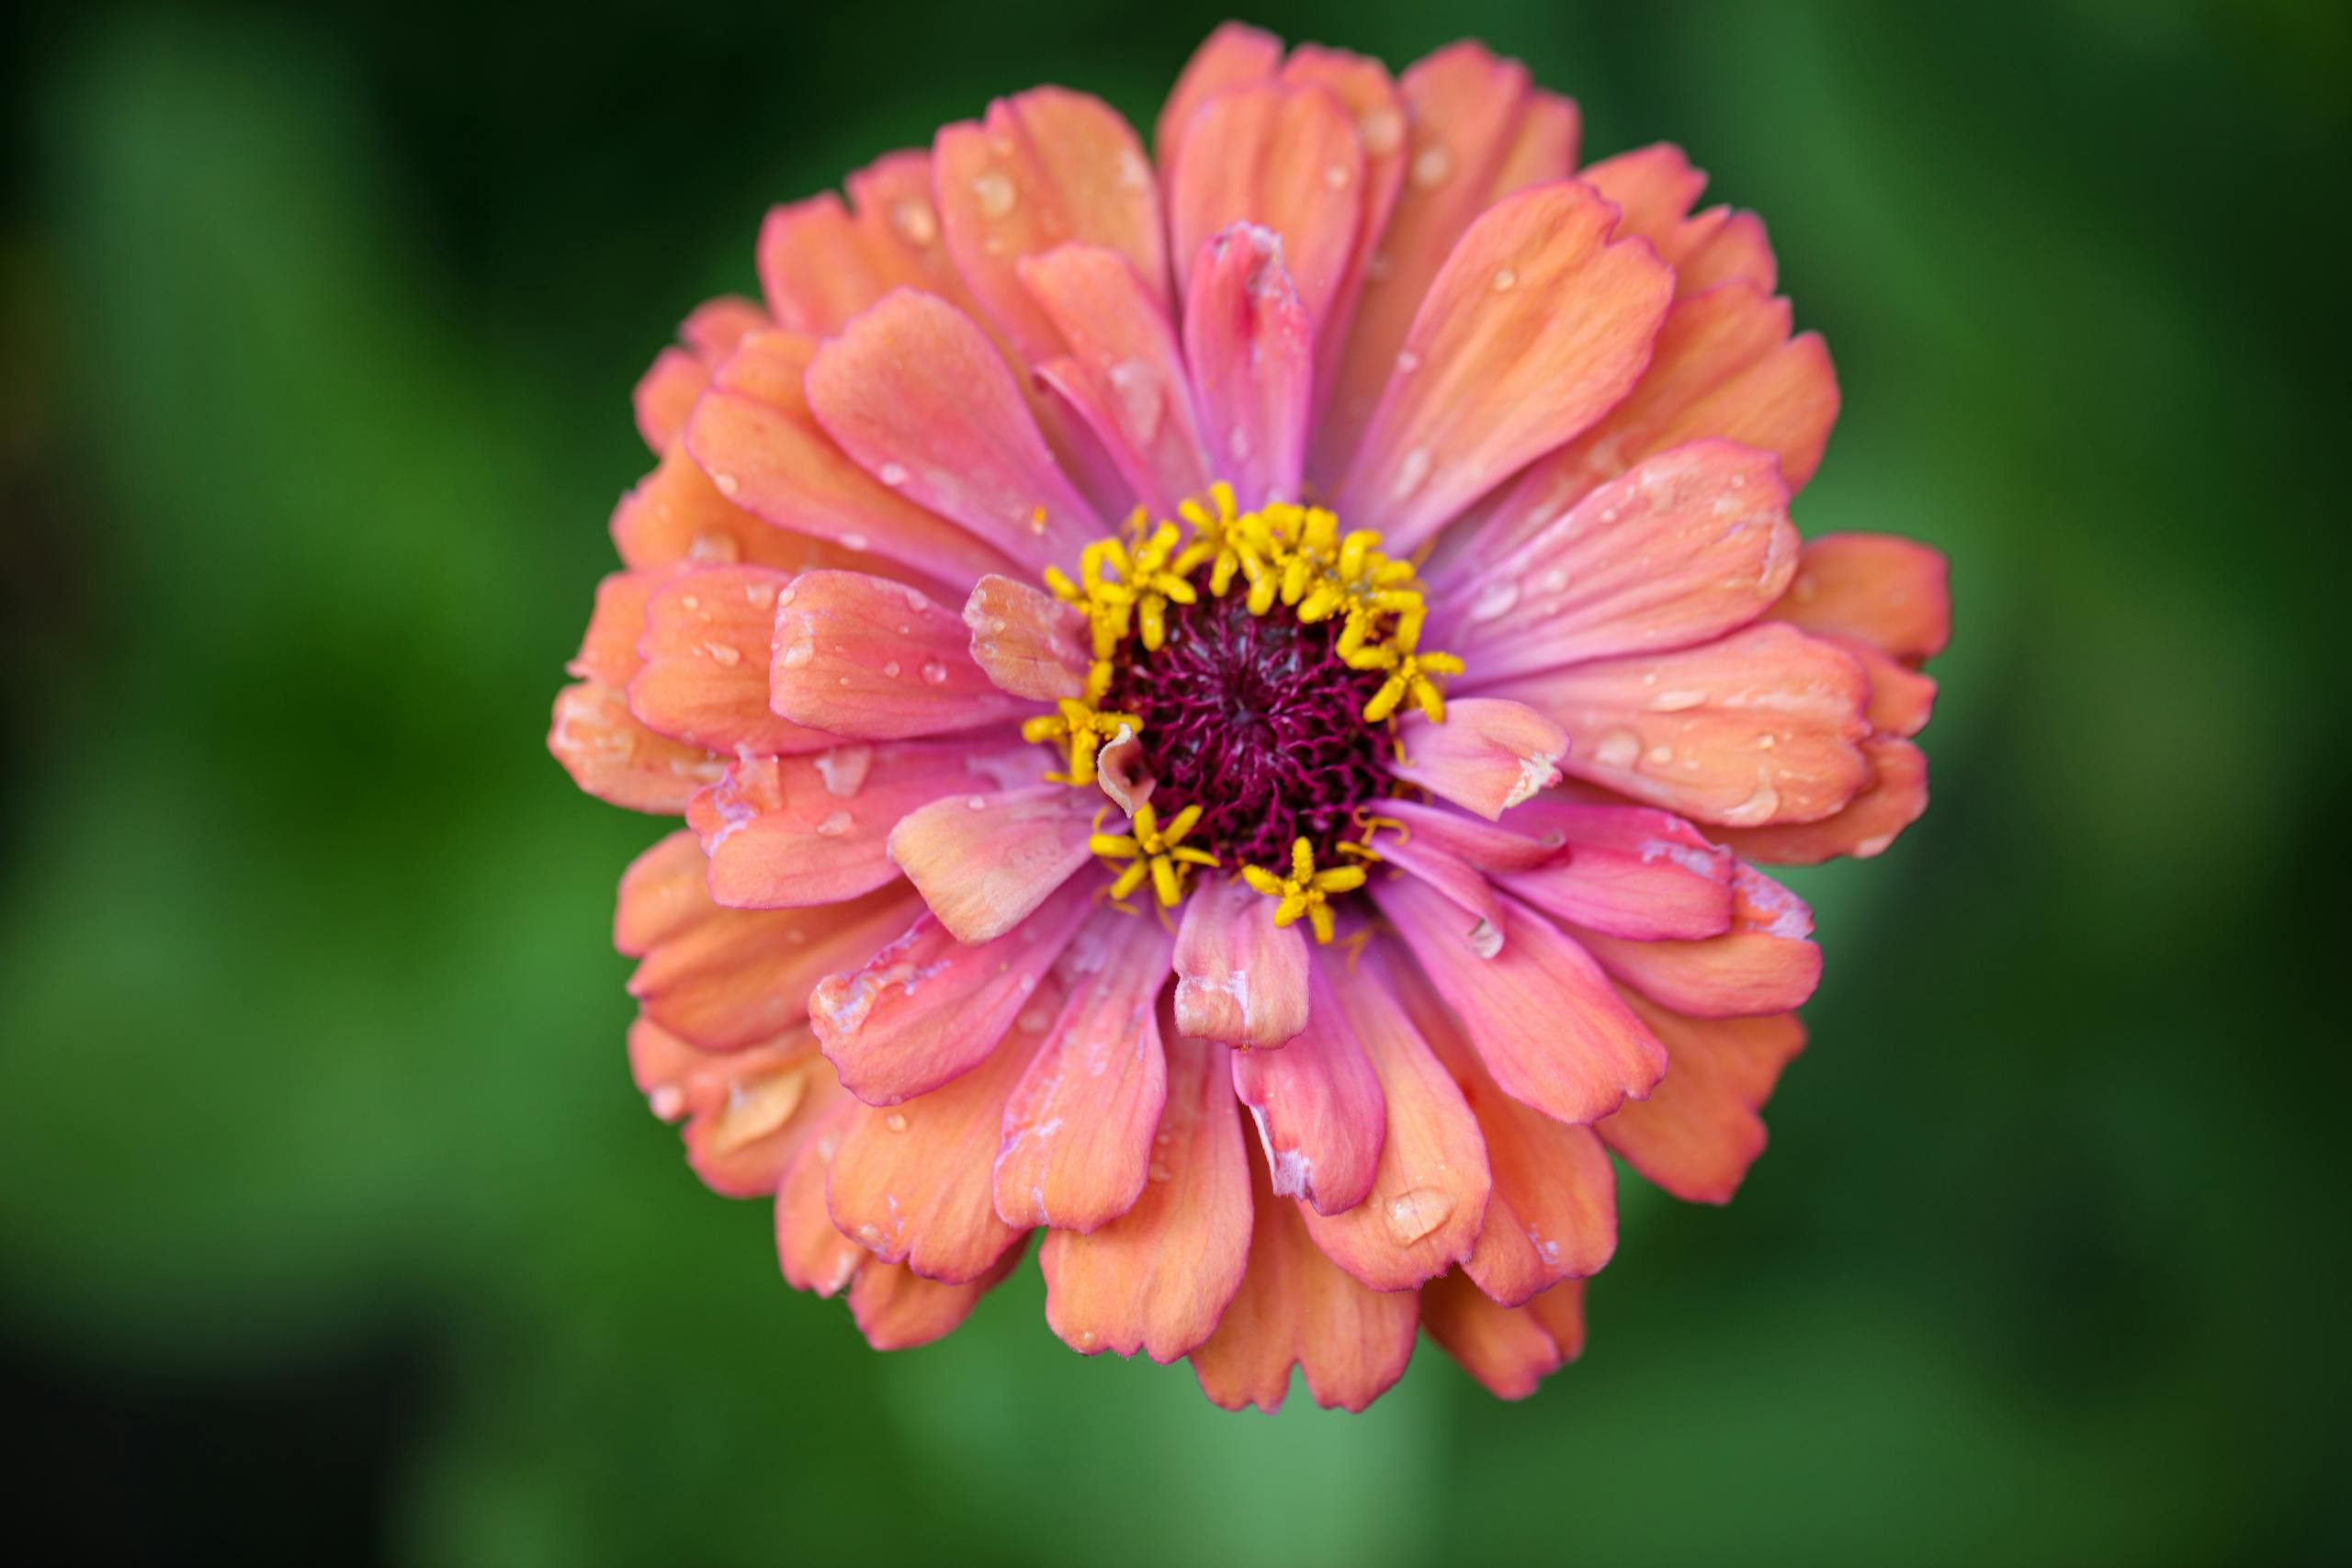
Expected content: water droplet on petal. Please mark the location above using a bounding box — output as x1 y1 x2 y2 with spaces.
1411 142 1453 187
839 532 869 552
711 471 741 498
921 658 949 685
1384 1187 1453 1245
815 809 854 838
1491 265 1518 291
1358 107 1405 156
972 170 1016 218
884 1111 910 1133
889 197 937 245
1323 162 1351 190
1391 446 1431 501
702 641 741 667
1590 727 1643 769
882 660 900 677
877 461 909 487
1466 579 1520 623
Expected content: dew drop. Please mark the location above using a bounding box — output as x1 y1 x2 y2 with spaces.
711 471 740 498
1466 579 1520 623
877 461 909 487
1591 727 1643 769
889 197 937 245
702 641 741 667
1384 1187 1453 1245
966 795 989 810
921 658 950 685
882 660 901 678
1395 349 1420 374
884 1111 910 1133
1322 162 1351 190
1491 265 1518 291
1391 446 1432 501
839 532 869 552
778 639 814 670
1411 142 1453 187
1358 107 1405 156
972 170 1016 218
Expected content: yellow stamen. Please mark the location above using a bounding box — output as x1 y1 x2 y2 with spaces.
1089 800 1219 908
1022 697 1141 785
1239 837 1363 945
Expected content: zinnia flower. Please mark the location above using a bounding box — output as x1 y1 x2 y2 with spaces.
549 21 1950 1409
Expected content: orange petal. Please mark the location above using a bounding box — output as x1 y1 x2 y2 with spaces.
628 1015 825 1197
679 295 768 363
633 346 707 454
847 1239 1028 1351
962 573 1090 701
1581 143 1778 299
628 566 843 756
887 784 1096 944
1567 863 1820 1019
1154 21 1283 166
1182 223 1313 504
758 192 899 339
1598 991 1805 1203
1040 1032 1253 1361
1189 1135 1419 1412
1333 180 1673 552
567 569 662 689
1420 1271 1585 1399
613 829 712 957
811 885 1095 1105
774 1097 865 1298
1828 634 1939 738
688 738 1039 909
684 328 1019 591
767 570 1033 739
993 914 1173 1232
1766 532 1951 662
1173 872 1309 1047
826 993 1050 1283
1020 244 1211 513
1434 440 1801 677
804 291 1103 571
611 444 882 577
1490 622 1872 829
1295 962 1489 1292
548 682 725 814
1231 959 1386 1214
933 87 1168 369
1375 882 1667 1125
1717 734 1929 865
1389 697 1565 820
1374 829 1509 955
1493 800 1736 942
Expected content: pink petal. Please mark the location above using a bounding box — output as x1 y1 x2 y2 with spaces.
611 445 888 577
758 192 900 339
687 738 1039 909
1486 621 1872 829
993 914 1173 1232
847 1240 1028 1351
1313 42 1578 484
628 566 842 757
774 1100 865 1298
1567 863 1821 1018
1295 962 1490 1292
810 885 1094 1106
548 682 725 814
1829 634 1939 738
767 569 1033 739
805 290 1102 571
613 829 713 957
1388 697 1565 820
1378 797 1563 874
886 784 1097 944
933 88 1168 369
1182 224 1313 503
1040 1032 1253 1361
1766 533 1952 662
1190 1136 1419 1413
1276 46 1409 413
1598 991 1805 1203
827 1002 1045 1283
634 346 707 454
1420 1272 1585 1399
1154 21 1283 166
1230 959 1386 1214
1431 441 1801 675
962 573 1090 701
1332 181 1673 552
1374 884 1667 1125
1019 244 1211 513
628 1015 826 1198
679 296 768 363
1581 143 1779 299
1494 800 1736 942
685 328 1022 590
568 570 662 688
1717 734 1930 865
1172 872 1309 1047
1166 82 1362 346
1372 829 1508 957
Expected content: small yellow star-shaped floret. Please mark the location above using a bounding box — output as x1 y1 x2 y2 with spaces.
1090 802 1219 907
1021 697 1142 785
1238 837 1368 944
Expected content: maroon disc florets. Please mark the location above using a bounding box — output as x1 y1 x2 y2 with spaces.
1102 590 1389 869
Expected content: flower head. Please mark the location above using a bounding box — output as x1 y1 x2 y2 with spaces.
550 21 1950 1408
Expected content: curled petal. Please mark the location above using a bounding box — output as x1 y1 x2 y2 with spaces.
1389 698 1565 821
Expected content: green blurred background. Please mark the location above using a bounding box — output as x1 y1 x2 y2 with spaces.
4 0 2345 1562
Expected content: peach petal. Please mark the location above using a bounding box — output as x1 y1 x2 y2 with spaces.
679 296 768 363
933 88 1168 369
1421 1271 1585 1399
611 444 878 577
549 682 727 814
1154 21 1283 166
1190 1136 1419 1413
886 784 1097 944
1598 991 1806 1204
1230 960 1385 1214
568 569 662 688
758 192 905 339
1568 863 1820 1019
628 566 843 756
684 328 1018 590
811 884 1095 1105
633 346 707 454
1313 42 1577 484
844 150 973 303
1581 144 1778 299
1488 622 1872 829
993 915 1173 1232
1493 800 1736 942
1830 635 1939 738
1295 963 1489 1292
687 737 1038 909
805 291 1102 570
1274 47 1408 411
962 573 1090 701
628 1015 825 1198
1389 697 1565 821
628 877 922 1052
1767 533 1952 662
1431 441 1801 675
827 998 1046 1283
1172 873 1309 1047
767 570 1033 739
774 1098 865 1298
1020 244 1212 513
1372 829 1508 956
1333 181 1673 552
1182 224 1312 504
1718 734 1930 865
1375 879 1667 1125
614 829 713 957
847 1239 1028 1351
1167 81 1362 345
1040 1032 1253 1361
